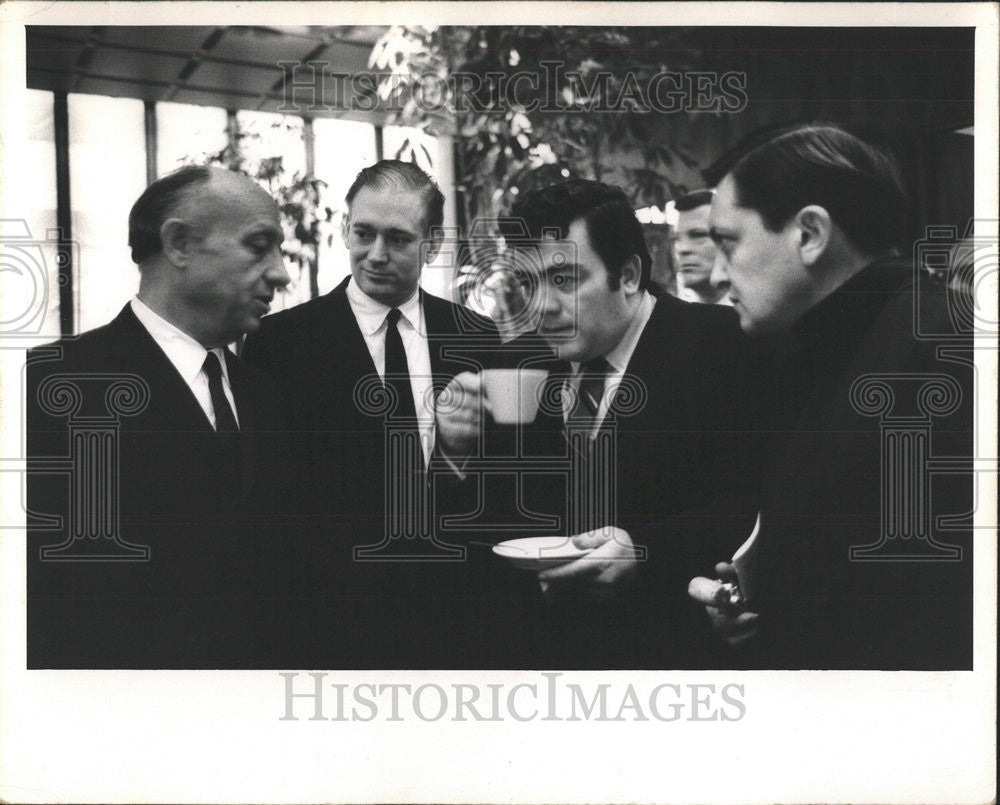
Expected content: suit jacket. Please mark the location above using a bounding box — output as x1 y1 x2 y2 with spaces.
508 293 761 668
26 304 290 668
241 277 528 668
747 259 974 669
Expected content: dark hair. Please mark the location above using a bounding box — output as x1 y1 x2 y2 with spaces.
345 159 445 235
503 179 651 291
705 123 908 255
674 189 715 212
128 164 215 264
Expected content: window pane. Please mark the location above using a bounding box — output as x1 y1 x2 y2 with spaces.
382 125 441 179
156 101 229 178
3 90 60 346
234 110 309 310
68 94 147 332
313 118 377 295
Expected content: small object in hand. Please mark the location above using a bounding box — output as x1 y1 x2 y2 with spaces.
719 581 744 607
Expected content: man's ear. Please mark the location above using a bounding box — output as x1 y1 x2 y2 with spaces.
159 218 194 267
421 229 444 266
794 205 832 267
340 213 351 248
619 254 642 293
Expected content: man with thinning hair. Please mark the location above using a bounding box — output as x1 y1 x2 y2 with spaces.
689 123 974 670
27 165 292 668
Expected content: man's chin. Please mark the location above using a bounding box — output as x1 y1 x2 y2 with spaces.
549 339 586 362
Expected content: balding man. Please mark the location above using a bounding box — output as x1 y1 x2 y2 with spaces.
27 165 292 668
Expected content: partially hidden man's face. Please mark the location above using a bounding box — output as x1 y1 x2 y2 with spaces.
671 203 717 287
519 218 639 363
344 184 434 307
182 176 289 347
709 175 814 334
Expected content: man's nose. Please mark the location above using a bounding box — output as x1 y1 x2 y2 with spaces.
267 249 292 288
709 252 729 288
535 283 563 317
368 234 389 263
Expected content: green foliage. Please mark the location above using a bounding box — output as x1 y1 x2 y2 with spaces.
192 117 334 300
371 25 705 223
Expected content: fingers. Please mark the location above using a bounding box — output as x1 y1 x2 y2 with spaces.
442 371 484 408
705 607 759 647
537 552 604 584
538 531 640 598
688 576 731 607
571 526 620 550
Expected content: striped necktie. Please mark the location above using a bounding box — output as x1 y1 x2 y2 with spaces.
568 356 612 431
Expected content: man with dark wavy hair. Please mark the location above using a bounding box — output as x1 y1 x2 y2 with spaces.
441 179 759 667
689 123 973 669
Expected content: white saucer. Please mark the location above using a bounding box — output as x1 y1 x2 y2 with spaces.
492 536 592 571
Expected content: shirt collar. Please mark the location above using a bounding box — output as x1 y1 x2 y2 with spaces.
131 296 215 385
571 290 655 375
346 277 423 335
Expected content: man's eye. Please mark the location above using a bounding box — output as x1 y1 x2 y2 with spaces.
354 229 374 241
390 235 412 248
551 273 575 288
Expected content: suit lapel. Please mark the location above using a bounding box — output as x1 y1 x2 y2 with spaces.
106 306 215 433
328 279 382 395
606 296 674 422
422 290 492 393
224 350 258 498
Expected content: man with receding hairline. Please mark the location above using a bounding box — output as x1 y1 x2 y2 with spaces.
27 165 293 668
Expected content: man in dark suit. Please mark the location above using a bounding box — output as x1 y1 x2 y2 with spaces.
438 180 759 668
689 123 974 669
242 160 514 668
27 165 292 668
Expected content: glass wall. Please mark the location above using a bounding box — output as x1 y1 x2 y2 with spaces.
312 118 378 295
32 93 454 334
156 101 229 177
68 94 146 332
6 90 61 347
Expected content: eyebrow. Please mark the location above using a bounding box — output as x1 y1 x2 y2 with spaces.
350 222 416 237
541 259 578 275
249 224 283 240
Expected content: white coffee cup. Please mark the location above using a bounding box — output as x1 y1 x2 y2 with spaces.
481 368 549 424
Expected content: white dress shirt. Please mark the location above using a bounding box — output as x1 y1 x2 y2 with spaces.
563 290 656 433
346 279 435 465
130 297 239 430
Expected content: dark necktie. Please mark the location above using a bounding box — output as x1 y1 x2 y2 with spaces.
568 356 612 431
384 308 417 422
202 351 239 432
